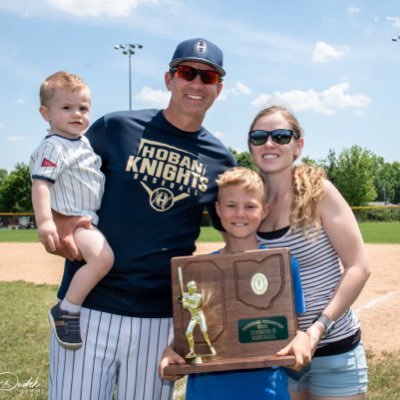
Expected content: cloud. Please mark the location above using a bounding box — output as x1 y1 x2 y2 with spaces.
347 6 360 15
0 123 6 129
218 81 252 101
0 1 41 17
252 82 372 115
228 81 252 96
48 0 157 17
15 95 27 105
386 16 400 29
233 81 251 95
7 135 26 142
312 41 349 63
0 0 179 21
135 86 170 108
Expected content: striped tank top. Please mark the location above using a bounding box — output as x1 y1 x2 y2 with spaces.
257 225 360 352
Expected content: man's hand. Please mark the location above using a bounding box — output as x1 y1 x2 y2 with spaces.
52 211 93 261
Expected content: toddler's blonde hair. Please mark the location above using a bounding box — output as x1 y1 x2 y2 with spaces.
40 71 89 107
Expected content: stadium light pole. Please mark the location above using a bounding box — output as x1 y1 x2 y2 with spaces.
114 43 143 110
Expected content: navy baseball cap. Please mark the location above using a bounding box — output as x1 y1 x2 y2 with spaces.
169 38 226 77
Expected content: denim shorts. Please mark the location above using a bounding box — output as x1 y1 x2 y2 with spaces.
286 342 368 397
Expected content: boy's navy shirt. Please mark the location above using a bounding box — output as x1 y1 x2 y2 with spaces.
57 109 236 317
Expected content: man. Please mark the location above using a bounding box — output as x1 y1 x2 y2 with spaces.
48 38 236 400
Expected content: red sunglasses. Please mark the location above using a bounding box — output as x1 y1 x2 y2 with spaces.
170 65 222 85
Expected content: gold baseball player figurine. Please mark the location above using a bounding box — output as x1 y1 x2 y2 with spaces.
178 268 216 362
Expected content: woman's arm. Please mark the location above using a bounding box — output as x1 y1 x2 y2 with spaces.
309 180 371 337
280 179 371 358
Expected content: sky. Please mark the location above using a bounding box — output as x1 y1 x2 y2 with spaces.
0 0 399 172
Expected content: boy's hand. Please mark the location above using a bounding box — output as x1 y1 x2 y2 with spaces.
38 220 59 253
276 330 312 371
52 211 93 261
158 346 186 381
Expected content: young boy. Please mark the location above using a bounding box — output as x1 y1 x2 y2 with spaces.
30 71 114 349
160 166 307 399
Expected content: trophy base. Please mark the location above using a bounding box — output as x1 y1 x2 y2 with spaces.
189 354 218 364
186 348 217 364
164 354 295 375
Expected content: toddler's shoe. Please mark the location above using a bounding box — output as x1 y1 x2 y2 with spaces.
48 303 82 350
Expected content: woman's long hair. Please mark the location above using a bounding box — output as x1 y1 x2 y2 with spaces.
291 164 326 230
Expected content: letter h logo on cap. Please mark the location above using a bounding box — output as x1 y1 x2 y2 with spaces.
195 40 207 54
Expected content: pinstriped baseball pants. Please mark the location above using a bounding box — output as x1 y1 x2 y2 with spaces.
48 307 174 400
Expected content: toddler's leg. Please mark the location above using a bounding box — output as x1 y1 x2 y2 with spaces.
65 227 114 305
49 227 114 349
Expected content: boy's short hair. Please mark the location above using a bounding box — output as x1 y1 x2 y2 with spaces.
216 166 267 203
40 71 89 107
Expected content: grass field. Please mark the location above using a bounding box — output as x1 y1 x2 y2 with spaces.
0 282 398 399
0 281 55 399
0 229 39 242
1 221 400 243
197 222 400 243
358 222 400 243
0 223 399 398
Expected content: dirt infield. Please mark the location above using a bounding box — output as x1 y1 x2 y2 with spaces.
0 242 399 353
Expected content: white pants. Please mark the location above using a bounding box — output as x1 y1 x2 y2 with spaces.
48 307 174 400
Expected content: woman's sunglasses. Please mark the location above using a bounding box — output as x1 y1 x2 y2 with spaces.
170 65 222 85
249 129 300 146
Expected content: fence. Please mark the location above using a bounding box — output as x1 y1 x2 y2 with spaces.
0 213 36 230
352 205 400 222
1 206 399 230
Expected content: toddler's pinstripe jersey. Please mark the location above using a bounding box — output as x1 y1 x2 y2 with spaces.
30 134 105 224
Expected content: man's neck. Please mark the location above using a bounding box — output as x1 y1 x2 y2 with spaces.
162 108 203 132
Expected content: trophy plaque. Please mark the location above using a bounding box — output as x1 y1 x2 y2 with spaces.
164 247 298 375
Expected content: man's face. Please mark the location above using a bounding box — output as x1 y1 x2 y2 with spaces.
165 61 223 125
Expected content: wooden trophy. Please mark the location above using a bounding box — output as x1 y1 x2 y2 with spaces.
164 247 298 375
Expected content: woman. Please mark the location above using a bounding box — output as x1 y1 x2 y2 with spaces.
249 105 370 399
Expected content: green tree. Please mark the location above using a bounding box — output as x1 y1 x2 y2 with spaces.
0 168 8 210
229 148 256 170
333 145 376 206
0 163 32 212
391 162 400 204
0 168 7 187
300 156 317 166
371 156 393 203
319 149 339 184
